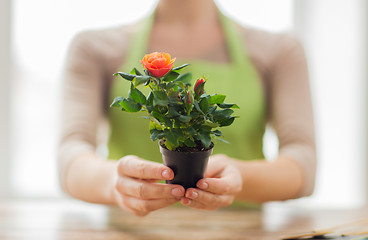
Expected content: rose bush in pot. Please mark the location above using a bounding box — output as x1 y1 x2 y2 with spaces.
111 52 239 189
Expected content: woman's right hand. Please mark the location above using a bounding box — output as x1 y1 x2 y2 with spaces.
113 155 185 216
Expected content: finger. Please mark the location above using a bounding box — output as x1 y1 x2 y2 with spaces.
180 197 208 210
184 188 233 209
205 155 226 177
145 179 159 183
117 155 174 180
115 176 185 200
197 167 242 195
121 195 180 216
196 178 231 195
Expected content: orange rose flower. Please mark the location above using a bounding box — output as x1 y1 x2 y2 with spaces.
140 52 176 78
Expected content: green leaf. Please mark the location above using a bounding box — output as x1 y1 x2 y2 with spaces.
172 127 184 138
167 90 181 102
146 106 153 113
146 92 154 106
185 127 197 135
212 130 222 136
178 115 191 123
144 79 151 86
120 98 141 112
197 130 211 148
153 91 169 107
213 109 234 122
175 72 192 84
208 106 217 114
203 122 220 128
151 110 164 122
208 94 226 105
164 140 175 151
168 108 180 117
199 97 209 113
167 89 179 98
173 84 179 92
134 76 151 87
165 130 179 148
130 67 143 76
168 97 183 105
163 116 173 128
219 116 236 127
172 63 190 72
158 105 168 114
128 84 146 104
149 119 162 131
150 129 164 141
193 100 204 114
166 82 175 90
162 71 179 82
201 125 212 131
218 103 240 109
110 96 124 107
158 83 167 89
184 138 196 147
190 110 200 119
114 72 136 81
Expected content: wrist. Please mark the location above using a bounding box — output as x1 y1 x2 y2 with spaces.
209 153 234 165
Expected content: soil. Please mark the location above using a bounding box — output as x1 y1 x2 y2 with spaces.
159 139 214 152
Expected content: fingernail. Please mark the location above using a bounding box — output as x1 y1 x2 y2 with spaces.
162 169 171 179
182 198 192 205
197 181 208 190
171 187 183 197
191 191 198 199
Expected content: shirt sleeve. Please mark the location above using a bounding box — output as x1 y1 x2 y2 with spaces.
58 31 105 192
269 35 317 198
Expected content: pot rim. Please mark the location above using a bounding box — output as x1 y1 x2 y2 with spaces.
158 140 214 154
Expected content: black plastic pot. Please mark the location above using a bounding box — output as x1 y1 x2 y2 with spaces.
159 143 213 189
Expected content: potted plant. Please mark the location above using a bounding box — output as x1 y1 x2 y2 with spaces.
110 52 239 189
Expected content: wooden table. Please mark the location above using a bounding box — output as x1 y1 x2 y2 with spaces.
0 199 367 240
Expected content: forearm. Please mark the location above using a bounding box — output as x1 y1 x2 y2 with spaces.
64 152 117 205
230 155 303 203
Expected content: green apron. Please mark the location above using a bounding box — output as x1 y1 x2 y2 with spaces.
108 13 266 164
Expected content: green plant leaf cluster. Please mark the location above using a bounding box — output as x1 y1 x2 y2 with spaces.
111 63 239 151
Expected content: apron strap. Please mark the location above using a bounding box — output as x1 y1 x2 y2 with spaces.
219 12 251 68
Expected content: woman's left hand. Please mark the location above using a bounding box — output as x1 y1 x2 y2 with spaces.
181 154 243 210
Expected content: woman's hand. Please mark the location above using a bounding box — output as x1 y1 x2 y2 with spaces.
113 155 185 216
181 154 242 210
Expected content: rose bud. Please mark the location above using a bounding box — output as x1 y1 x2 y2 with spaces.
194 78 206 98
187 91 194 105
140 52 176 78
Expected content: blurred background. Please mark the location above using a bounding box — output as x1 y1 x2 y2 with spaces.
0 0 367 208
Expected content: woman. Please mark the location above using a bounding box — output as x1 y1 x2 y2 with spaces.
59 0 316 216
